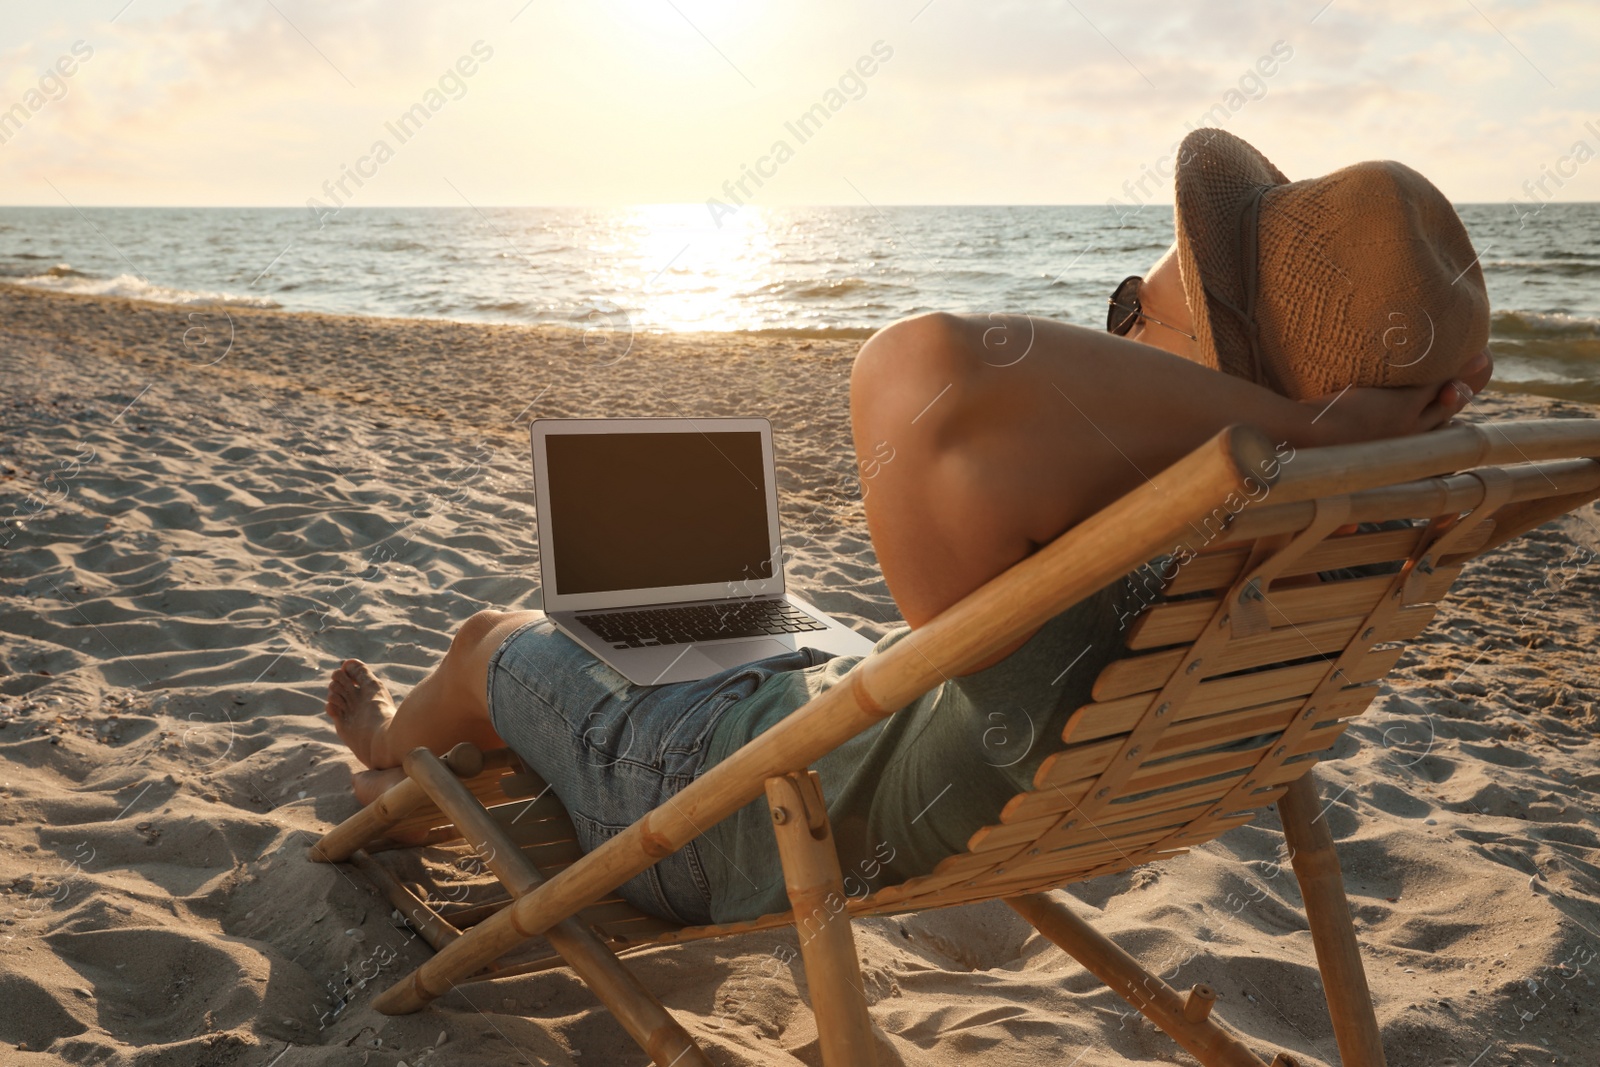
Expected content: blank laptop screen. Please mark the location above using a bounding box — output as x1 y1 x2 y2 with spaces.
544 430 774 596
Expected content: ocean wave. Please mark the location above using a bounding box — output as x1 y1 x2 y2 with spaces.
747 325 876 339
0 262 92 280
1483 258 1600 277
473 299 534 314
1488 310 1600 403
1491 309 1600 340
1488 354 1600 403
357 238 433 254
620 325 878 340
7 269 280 309
760 278 881 300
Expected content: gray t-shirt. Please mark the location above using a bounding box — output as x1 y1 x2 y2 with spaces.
697 579 1134 923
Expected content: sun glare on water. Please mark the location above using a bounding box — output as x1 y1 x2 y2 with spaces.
587 203 786 333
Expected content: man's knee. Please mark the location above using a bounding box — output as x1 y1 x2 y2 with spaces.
452 609 515 658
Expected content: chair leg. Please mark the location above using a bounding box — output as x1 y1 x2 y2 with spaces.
308 774 433 863
1008 893 1280 1067
1278 770 1388 1067
766 771 878 1067
349 850 462 951
376 748 713 1067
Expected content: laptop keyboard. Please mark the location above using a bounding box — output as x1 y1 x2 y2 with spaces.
579 599 828 649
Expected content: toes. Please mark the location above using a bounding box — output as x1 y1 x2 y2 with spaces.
325 671 348 718
343 659 378 691
328 659 389 726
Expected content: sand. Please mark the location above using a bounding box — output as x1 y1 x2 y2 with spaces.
1 281 1597 1067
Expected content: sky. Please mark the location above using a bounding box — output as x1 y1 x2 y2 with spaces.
0 0 1596 207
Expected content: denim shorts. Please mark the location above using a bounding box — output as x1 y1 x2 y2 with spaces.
486 615 837 925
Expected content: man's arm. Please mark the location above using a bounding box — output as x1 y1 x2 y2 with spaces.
848 313 1482 665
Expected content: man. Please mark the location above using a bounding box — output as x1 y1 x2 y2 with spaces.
325 129 1494 924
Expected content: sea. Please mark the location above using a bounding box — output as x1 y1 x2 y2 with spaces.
1 202 1596 402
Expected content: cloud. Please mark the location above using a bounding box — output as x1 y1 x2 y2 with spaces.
0 0 1596 204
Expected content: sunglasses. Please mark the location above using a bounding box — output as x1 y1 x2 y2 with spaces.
1106 275 1197 340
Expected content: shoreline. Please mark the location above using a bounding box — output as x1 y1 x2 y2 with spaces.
0 277 884 341
4 278 1592 405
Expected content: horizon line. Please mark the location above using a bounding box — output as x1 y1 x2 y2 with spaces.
2 200 1598 210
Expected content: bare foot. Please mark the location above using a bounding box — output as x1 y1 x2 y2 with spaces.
351 767 432 843
325 659 397 769
352 767 407 805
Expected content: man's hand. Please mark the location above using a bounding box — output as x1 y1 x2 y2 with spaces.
1305 348 1492 446
1461 345 1495 396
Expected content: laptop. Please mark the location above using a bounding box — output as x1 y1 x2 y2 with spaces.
529 416 876 685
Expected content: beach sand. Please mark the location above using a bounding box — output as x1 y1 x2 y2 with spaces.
2 282 1598 1066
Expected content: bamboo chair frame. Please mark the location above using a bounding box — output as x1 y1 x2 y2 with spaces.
310 417 1600 1067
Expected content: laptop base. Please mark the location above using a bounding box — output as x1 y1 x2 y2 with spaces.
552 593 876 685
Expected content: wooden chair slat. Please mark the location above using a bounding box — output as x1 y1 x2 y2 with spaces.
1253 756 1323 790
1006 754 1311 824
1162 527 1416 596
967 797 1213 854
982 829 1177 880
589 913 685 942
1127 569 1457 650
923 843 1041 880
1127 573 1388 649
1071 647 1401 741
496 770 550 799
518 838 586 873
1289 721 1351 758
1061 684 1379 746
435 891 661 936
965 812 1062 854
1154 525 1481 602
390 791 572 842
576 899 663 926
496 808 581 848
1000 782 1095 825
1029 803 1218 854
1119 743 1270 794
487 795 574 830
380 769 521 838
1029 736 1128 788
1094 605 1434 701
896 850 1194 908
1036 729 1286 796
1149 702 1328 757
1041 698 1320 789
1002 814 1261 885
644 910 798 945
483 948 568 977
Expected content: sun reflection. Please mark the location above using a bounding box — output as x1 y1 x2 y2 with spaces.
589 203 782 333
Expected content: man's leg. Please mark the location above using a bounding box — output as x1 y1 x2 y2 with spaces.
325 609 545 787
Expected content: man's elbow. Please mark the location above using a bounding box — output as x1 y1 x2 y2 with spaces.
850 312 975 440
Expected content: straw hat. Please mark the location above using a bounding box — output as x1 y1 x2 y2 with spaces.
1172 128 1490 400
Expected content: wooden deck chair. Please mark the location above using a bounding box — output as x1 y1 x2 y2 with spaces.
309 417 1600 1067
